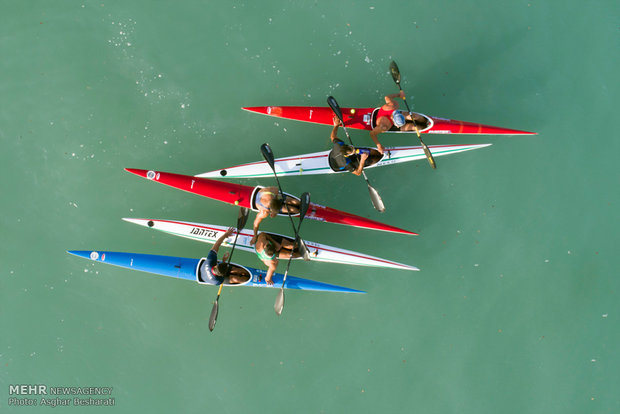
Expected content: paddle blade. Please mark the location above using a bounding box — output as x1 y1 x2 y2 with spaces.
297 237 311 261
274 288 285 316
299 192 311 221
327 96 344 123
422 143 437 169
367 182 386 212
208 300 219 331
260 143 276 170
414 132 436 169
237 207 250 230
389 61 401 85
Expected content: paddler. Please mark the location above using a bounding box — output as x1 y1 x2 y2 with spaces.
199 227 250 285
370 90 427 154
254 232 303 285
328 116 380 175
250 188 301 245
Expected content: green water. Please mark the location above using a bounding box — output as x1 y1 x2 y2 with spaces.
1 1 618 413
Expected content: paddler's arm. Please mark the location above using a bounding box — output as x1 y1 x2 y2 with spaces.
265 259 278 286
251 211 268 245
352 152 369 176
369 125 387 154
212 227 234 253
384 91 405 106
330 116 341 142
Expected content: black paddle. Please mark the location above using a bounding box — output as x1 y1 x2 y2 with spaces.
208 207 250 332
260 143 300 231
273 192 310 315
389 60 437 169
327 96 386 213
261 143 312 314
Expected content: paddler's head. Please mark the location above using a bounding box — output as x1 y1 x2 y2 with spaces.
269 195 283 217
264 241 276 257
391 110 406 127
212 262 229 277
342 144 356 157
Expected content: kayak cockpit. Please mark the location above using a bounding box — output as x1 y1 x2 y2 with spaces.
250 186 301 217
370 108 433 132
196 258 252 286
327 147 384 172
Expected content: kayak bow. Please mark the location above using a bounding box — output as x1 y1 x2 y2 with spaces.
123 218 419 271
124 168 418 235
243 106 536 135
67 250 364 293
196 143 491 179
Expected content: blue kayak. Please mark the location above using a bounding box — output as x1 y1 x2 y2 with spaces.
67 250 364 294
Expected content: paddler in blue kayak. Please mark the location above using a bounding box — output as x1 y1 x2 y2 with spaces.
251 189 301 245
253 232 302 285
370 90 427 154
329 116 381 174
199 227 250 285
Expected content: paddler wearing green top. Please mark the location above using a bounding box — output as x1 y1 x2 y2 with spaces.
370 90 428 154
250 187 301 245
329 116 381 175
253 232 301 285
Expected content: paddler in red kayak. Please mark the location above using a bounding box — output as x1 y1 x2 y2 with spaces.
253 232 303 285
329 116 381 175
370 90 427 154
250 189 301 245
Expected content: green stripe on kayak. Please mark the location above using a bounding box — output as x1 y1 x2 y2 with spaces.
220 146 482 178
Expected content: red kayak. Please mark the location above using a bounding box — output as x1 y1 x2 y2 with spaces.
243 106 535 135
125 169 417 236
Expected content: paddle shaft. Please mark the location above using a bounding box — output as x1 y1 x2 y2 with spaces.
329 99 374 186
273 174 299 235
214 283 223 301
209 208 249 331
279 218 305 287
261 144 304 239
224 207 250 276
335 113 381 197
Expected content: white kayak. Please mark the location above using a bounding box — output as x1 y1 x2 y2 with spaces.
123 218 418 271
196 143 491 178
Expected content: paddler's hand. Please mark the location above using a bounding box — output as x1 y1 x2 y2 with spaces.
332 115 342 127
250 235 257 245
376 143 385 154
225 227 235 237
265 274 274 286
399 90 406 99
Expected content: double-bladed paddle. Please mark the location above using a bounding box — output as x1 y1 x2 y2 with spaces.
261 143 311 315
389 60 437 169
208 206 250 332
273 193 310 315
327 96 386 213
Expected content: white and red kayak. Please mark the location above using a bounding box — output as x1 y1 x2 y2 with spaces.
123 218 419 271
196 143 490 179
243 106 536 135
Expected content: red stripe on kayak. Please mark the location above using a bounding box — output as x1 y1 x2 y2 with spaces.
229 153 329 169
